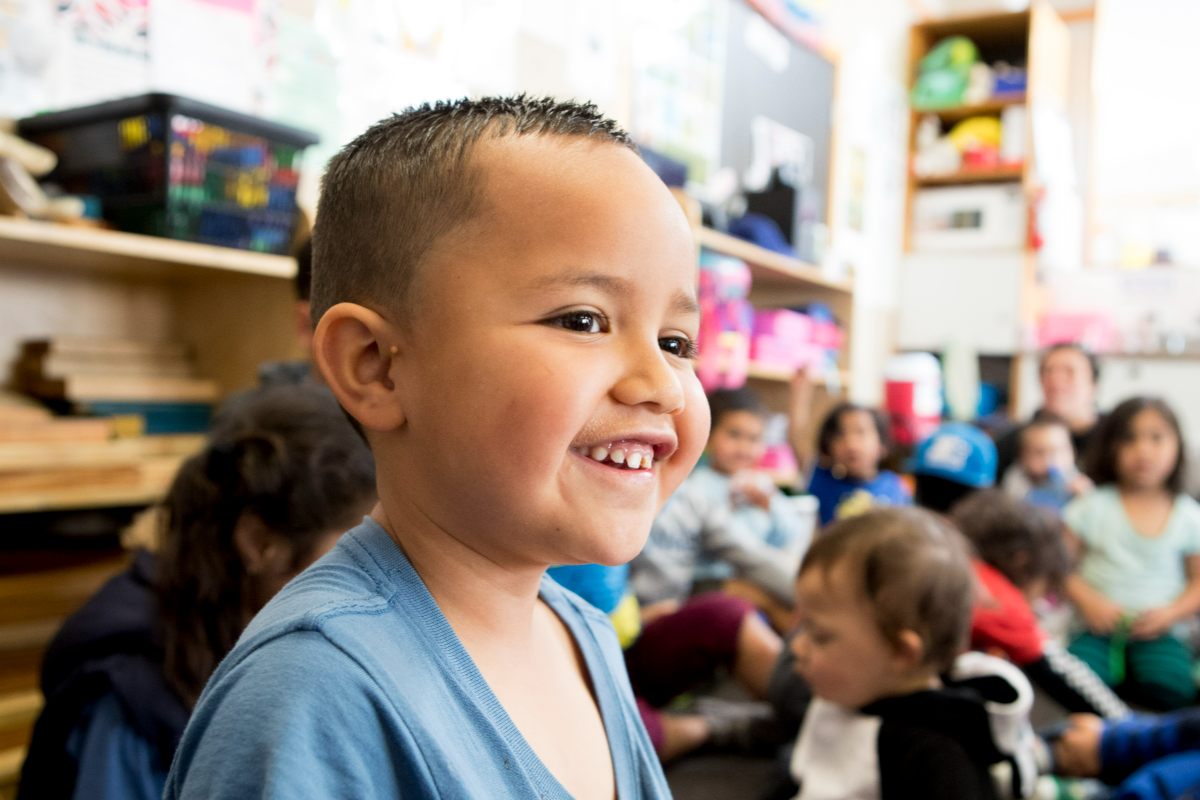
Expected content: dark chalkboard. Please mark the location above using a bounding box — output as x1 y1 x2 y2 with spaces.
720 0 835 263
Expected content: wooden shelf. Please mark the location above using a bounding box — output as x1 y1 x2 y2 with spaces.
694 227 852 294
914 93 1026 124
914 165 1024 187
0 216 296 281
0 453 185 515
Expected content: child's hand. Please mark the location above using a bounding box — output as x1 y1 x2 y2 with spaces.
731 470 776 511
740 481 774 511
1068 473 1094 496
640 599 681 625
1130 606 1177 640
1078 593 1125 635
1053 713 1104 778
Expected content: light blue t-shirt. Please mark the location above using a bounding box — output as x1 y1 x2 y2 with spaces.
1065 486 1200 612
164 518 670 800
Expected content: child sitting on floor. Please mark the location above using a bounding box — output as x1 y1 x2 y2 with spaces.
630 389 807 622
549 562 782 762
773 507 1040 800
1055 709 1200 799
690 388 811 583
1064 397 1200 710
911 421 998 514
788 369 910 527
18 385 376 800
953 490 1129 720
1002 410 1092 510
164 97 711 800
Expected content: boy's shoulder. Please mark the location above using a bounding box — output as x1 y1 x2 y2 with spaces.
167 519 654 800
234 517 618 675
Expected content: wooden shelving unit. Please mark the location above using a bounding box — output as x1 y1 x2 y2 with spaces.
913 165 1025 187
0 222 301 514
0 219 302 407
923 93 1026 124
0 217 296 281
691 223 854 423
901 2 1071 416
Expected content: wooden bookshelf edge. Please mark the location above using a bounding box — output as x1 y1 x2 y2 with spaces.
0 216 296 280
694 227 853 294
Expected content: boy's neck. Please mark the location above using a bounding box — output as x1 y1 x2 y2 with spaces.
371 500 547 646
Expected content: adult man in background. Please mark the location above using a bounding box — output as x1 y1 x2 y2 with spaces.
995 343 1103 478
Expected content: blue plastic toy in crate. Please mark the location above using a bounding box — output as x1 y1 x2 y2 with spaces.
19 94 318 254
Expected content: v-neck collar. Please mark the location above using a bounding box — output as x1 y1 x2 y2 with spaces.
356 519 630 800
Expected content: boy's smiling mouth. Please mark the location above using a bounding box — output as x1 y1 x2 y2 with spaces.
569 437 676 471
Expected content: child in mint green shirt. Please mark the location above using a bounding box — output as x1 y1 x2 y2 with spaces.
1064 397 1200 710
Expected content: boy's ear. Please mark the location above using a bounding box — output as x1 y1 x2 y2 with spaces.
890 629 926 671
312 302 406 432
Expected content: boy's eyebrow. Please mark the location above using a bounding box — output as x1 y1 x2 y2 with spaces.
528 270 701 316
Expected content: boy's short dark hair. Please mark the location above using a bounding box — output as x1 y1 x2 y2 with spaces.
294 237 312 302
707 388 767 428
951 489 1070 592
1085 396 1187 493
817 403 892 460
311 96 637 326
800 507 973 672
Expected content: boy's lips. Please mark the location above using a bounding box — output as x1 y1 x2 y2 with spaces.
569 433 677 471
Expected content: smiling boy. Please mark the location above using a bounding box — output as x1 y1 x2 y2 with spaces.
163 98 707 799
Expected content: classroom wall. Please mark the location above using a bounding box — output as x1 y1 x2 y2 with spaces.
0 0 932 402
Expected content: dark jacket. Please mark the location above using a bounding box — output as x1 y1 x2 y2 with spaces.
767 652 1037 800
18 552 189 800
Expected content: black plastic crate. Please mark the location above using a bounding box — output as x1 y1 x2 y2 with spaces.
18 94 319 254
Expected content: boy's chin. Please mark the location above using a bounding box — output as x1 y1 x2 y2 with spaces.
553 524 651 568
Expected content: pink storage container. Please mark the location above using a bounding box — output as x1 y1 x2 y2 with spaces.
1037 312 1113 353
751 309 815 372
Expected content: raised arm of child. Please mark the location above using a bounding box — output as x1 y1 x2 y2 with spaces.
1130 554 1200 640
787 367 817 479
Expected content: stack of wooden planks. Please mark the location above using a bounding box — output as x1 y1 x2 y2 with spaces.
0 392 205 514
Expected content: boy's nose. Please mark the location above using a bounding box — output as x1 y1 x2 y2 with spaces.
611 340 686 413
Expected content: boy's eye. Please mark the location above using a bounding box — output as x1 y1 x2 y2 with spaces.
547 310 607 334
660 336 699 359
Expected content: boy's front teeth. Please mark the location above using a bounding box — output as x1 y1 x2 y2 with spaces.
577 441 655 470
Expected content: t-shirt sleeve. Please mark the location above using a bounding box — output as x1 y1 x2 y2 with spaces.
1176 496 1200 555
1062 491 1097 545
164 631 421 800
878 725 995 800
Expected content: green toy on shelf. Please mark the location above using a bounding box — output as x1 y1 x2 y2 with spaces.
911 36 979 110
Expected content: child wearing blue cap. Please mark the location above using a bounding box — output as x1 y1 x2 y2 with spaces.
911 421 999 513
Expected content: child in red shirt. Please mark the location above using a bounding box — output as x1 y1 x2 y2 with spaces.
952 490 1128 720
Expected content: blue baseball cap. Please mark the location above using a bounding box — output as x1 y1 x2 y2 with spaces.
911 422 997 488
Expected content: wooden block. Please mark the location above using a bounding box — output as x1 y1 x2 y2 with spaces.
0 434 205 471
0 393 48 425
0 745 26 798
27 375 219 403
0 419 112 444
0 453 187 514
0 466 142 495
21 337 191 361
0 691 42 732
